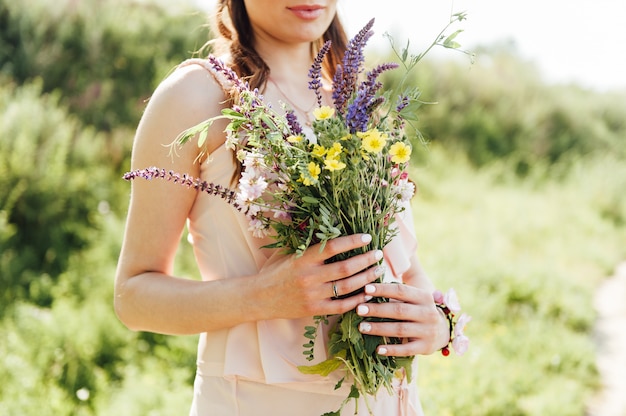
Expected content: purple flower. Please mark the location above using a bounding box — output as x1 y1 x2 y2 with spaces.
396 95 410 113
207 55 249 92
123 167 247 213
309 40 332 107
285 110 303 135
345 62 398 133
332 18 375 114
345 88 370 133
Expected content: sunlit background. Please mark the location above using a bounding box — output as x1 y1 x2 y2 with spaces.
339 0 626 91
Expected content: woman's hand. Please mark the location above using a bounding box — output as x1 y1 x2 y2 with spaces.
355 282 451 356
256 233 385 321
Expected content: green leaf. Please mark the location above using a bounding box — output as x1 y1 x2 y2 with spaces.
302 196 320 204
348 383 360 399
443 29 464 49
334 377 344 390
363 333 383 356
297 357 344 377
395 356 415 382
197 128 208 148
221 108 245 118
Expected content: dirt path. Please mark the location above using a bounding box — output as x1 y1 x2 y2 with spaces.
587 261 626 416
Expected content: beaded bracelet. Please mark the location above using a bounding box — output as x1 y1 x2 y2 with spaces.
433 288 471 356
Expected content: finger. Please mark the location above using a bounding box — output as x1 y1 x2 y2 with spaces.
320 292 371 316
375 339 435 357
357 318 435 340
308 233 373 262
330 263 385 299
324 249 384 286
357 318 441 356
363 282 432 304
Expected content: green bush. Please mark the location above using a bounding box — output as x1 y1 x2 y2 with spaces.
381 45 626 171
0 0 210 130
0 80 109 308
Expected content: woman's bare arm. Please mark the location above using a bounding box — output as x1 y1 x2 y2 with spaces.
114 64 383 335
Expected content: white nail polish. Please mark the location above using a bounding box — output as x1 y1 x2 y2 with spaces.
361 234 372 243
365 284 375 294
374 250 383 261
357 305 368 315
360 322 372 333
378 347 388 355
364 295 373 302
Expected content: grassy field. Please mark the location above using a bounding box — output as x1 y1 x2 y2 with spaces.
412 146 625 415
1 145 624 415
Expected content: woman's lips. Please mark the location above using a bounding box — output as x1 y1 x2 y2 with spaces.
288 4 324 20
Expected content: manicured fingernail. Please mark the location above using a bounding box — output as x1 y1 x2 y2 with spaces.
364 295 373 301
359 322 372 333
374 250 383 261
357 304 369 315
365 284 376 294
374 266 385 277
378 347 388 355
361 234 372 243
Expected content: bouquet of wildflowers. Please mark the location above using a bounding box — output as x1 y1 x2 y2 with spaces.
125 14 469 415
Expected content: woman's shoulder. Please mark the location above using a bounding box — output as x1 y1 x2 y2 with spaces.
136 56 232 154
152 57 228 111
175 54 235 94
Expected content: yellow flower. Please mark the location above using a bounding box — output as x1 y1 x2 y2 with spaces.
312 144 327 157
287 135 304 143
299 162 321 186
313 106 335 120
324 159 346 171
389 142 412 163
357 129 388 154
326 142 343 160
308 162 321 178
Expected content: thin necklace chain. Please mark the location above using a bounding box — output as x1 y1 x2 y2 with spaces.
267 77 316 126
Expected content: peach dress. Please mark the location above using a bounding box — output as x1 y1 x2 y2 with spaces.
181 59 424 416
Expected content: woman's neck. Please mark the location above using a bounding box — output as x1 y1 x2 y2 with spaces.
256 40 314 83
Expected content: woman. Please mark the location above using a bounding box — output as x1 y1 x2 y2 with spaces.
114 0 451 414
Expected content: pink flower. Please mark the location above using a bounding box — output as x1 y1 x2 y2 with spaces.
273 207 292 221
248 218 269 238
243 152 267 177
452 313 471 355
443 288 461 313
432 290 444 304
238 171 268 201
455 313 471 336
452 334 470 355
235 196 262 217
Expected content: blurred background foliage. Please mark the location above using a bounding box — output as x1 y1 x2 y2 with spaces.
1 0 624 414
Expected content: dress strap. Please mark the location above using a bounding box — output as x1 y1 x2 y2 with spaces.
178 57 234 98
